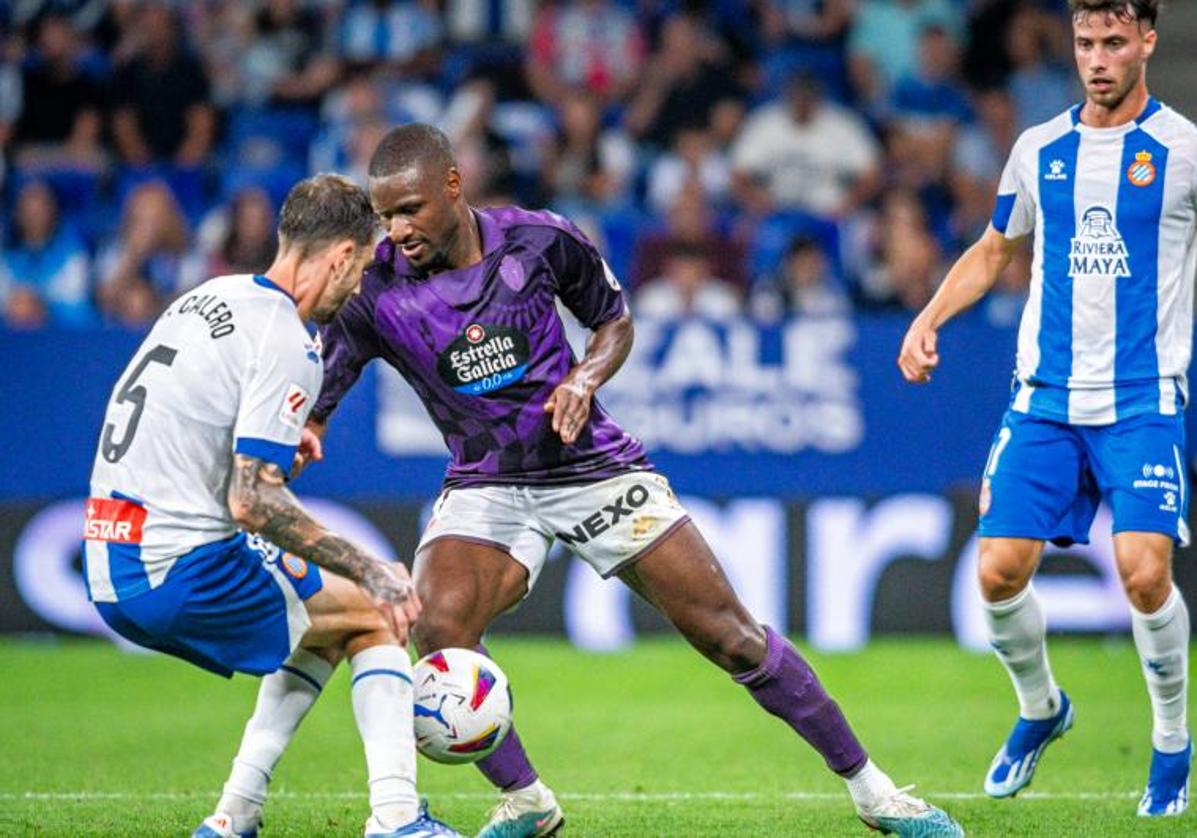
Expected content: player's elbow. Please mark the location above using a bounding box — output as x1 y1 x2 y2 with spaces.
227 486 265 533
611 309 634 351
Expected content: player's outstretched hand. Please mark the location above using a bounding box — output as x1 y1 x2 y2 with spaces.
290 425 325 479
544 372 595 445
898 319 940 384
362 561 421 645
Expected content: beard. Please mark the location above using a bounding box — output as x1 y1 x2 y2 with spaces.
1088 64 1142 110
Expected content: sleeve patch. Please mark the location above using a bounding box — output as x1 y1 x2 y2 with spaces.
278 383 310 430
601 259 622 291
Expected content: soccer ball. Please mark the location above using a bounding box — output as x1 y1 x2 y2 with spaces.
412 647 513 764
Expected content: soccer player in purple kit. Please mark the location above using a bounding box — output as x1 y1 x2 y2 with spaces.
299 124 964 838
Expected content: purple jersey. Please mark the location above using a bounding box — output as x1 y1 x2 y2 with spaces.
313 206 650 488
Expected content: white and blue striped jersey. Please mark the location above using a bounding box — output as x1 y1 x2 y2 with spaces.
993 98 1197 425
85 274 323 603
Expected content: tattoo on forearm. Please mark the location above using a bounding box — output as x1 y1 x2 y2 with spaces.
229 455 406 602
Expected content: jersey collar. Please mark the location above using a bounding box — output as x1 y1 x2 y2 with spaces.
474 207 505 258
253 273 297 305
1071 96 1162 133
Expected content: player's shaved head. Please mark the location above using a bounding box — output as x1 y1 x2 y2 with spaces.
369 124 456 180
1069 0 1160 27
278 173 377 258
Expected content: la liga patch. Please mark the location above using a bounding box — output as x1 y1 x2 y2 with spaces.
278 383 310 430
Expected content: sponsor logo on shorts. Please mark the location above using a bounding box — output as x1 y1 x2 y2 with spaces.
555 483 651 546
282 554 309 579
632 515 659 538
83 497 147 543
246 533 281 562
436 324 531 397
1134 462 1180 513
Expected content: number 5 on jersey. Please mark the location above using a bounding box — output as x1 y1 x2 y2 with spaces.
101 344 177 463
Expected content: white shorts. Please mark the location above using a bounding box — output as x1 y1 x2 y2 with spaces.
416 472 690 589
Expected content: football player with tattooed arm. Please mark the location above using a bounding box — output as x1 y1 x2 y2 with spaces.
83 174 460 838
295 123 964 838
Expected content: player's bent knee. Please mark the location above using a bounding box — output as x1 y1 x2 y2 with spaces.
717 623 767 673
977 561 1031 602
301 574 393 649
343 628 399 659
411 610 482 655
1120 565 1173 613
687 616 765 674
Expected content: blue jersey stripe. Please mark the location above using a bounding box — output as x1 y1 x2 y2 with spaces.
1114 128 1168 417
1030 129 1082 418
992 194 1017 233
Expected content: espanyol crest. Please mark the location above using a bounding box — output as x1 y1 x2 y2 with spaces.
1127 150 1156 187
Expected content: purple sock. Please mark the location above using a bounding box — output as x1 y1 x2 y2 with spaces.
734 626 867 776
474 644 539 791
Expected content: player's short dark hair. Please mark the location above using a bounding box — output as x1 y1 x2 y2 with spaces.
1069 0 1160 27
368 123 456 179
278 173 376 258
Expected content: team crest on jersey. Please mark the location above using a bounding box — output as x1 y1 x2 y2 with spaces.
498 255 527 292
281 554 309 579
278 383 310 429
1127 150 1157 187
1068 206 1131 279
437 323 531 397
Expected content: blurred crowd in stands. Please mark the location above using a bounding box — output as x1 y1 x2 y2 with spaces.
0 0 1075 330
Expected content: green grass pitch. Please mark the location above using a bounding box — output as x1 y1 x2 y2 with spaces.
1 636 1193 836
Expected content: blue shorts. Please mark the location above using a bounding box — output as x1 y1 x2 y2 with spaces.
978 410 1190 547
95 533 323 678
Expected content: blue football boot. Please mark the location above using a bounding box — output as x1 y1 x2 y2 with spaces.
365 800 462 837
191 813 257 838
1138 740 1191 817
985 689 1074 797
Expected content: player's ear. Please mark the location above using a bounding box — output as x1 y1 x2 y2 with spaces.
329 239 357 277
446 167 462 200
1142 26 1157 58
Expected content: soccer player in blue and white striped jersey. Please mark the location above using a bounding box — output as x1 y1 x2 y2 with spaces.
900 0 1193 818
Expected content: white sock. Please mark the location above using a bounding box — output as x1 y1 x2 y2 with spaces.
218 648 333 832
350 644 419 828
1131 586 1191 754
844 759 898 811
984 584 1062 720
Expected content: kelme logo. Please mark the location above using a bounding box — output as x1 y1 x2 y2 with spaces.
437 323 531 396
